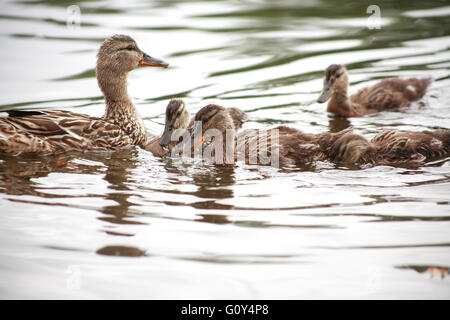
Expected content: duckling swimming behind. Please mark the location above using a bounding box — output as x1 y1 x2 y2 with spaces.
317 64 433 117
189 104 449 166
371 129 450 164
189 104 375 166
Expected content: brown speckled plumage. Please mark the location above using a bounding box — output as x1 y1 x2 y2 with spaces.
189 104 449 166
0 34 168 155
317 64 433 117
370 130 450 164
189 104 375 166
144 100 248 157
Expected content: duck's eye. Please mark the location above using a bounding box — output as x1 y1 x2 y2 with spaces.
119 45 136 51
120 45 136 51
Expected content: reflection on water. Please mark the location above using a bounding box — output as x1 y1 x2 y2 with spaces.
0 0 449 299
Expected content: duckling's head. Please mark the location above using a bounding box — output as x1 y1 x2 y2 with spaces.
96 34 168 77
159 99 190 147
227 107 249 130
317 64 348 103
194 104 234 134
189 104 235 150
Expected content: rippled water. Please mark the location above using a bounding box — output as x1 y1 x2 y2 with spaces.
1 0 450 299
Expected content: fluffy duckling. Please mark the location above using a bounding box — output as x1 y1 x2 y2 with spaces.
189 104 373 166
317 64 433 117
190 104 449 166
0 34 168 155
145 100 248 157
144 99 190 156
188 107 248 131
370 129 450 164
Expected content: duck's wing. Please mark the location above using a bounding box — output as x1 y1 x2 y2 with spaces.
371 129 450 163
0 110 132 153
351 78 433 111
314 128 374 164
3 110 69 136
351 85 403 111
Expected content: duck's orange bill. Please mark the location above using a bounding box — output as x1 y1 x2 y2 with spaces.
139 53 169 68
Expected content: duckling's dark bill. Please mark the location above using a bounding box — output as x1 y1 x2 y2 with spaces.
139 53 168 68
317 82 332 103
159 123 173 147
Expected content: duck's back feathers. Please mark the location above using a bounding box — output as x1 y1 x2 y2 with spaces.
351 77 433 112
0 110 133 154
316 129 374 164
236 126 373 166
371 129 449 163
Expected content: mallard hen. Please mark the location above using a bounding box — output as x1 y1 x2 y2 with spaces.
0 34 168 155
317 64 433 117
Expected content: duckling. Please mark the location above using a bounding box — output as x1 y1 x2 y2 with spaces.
144 99 190 157
370 129 450 164
317 64 433 117
188 106 248 131
190 104 449 166
144 100 248 157
189 104 373 166
0 34 168 155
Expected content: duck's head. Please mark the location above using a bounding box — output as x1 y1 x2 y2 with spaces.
96 34 168 77
190 104 235 150
194 104 234 134
227 107 249 130
159 99 190 147
317 64 348 103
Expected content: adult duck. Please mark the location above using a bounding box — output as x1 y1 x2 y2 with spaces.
0 34 168 155
317 64 433 117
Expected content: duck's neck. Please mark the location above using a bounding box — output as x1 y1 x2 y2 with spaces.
327 80 353 117
97 70 147 146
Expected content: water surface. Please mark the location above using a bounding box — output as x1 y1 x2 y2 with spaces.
0 0 449 299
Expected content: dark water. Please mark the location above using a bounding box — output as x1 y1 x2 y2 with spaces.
0 0 449 299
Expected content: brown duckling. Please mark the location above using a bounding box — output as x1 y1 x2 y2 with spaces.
144 100 248 157
317 64 433 117
0 34 168 155
190 104 449 166
188 106 248 131
189 104 373 166
370 129 450 164
144 99 190 157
